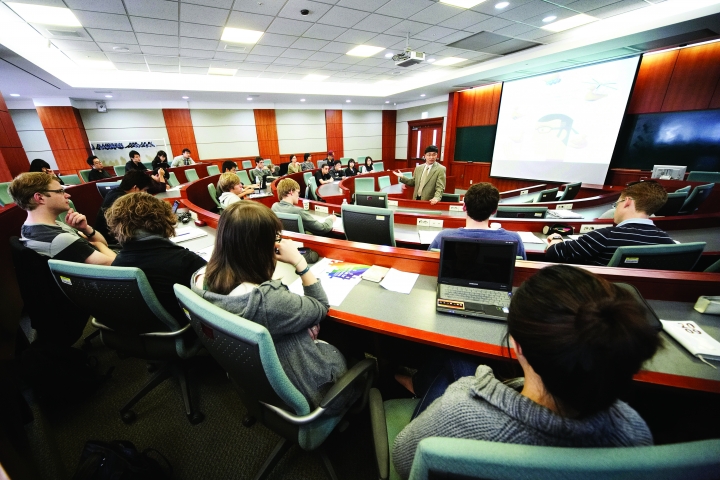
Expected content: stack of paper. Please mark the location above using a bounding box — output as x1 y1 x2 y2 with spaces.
516 231 544 244
660 320 720 368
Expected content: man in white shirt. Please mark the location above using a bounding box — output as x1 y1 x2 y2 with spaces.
394 145 446 204
171 148 195 167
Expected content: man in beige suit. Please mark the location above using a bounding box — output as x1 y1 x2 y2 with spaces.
393 145 446 205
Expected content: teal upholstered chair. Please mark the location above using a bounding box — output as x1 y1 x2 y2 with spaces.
173 284 375 480
680 183 714 214
686 171 720 183
495 206 548 219
356 156 367 164
242 160 253 169
557 182 581 201
675 185 691 193
0 182 13 206
168 172 179 187
440 193 460 202
78 169 92 183
355 191 388 208
275 211 305 234
306 176 319 201
705 258 720 272
59 174 81 185
96 181 121 199
206 164 220 176
342 204 395 247
317 160 328 170
114 165 126 176
184 168 199 182
374 161 385 172
248 169 259 184
238 169 252 186
142 161 153 170
369 389 419 480
402 172 412 179
378 175 391 190
654 191 688 217
355 177 375 193
606 242 706 271
47 261 204 424
303 171 314 188
533 187 559 203
208 183 222 210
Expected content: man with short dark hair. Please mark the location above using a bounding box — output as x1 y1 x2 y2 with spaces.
429 183 526 259
222 161 237 173
171 148 195 167
546 181 675 266
331 161 345 180
10 172 116 265
394 145 446 204
251 158 273 186
272 178 335 236
95 170 153 243
86 155 111 181
314 163 333 185
301 153 314 171
125 150 167 192
125 150 147 172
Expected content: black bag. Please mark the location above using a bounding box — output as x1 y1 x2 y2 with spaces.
72 440 172 480
299 247 320 264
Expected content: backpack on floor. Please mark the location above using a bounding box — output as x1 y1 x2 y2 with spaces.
72 440 173 480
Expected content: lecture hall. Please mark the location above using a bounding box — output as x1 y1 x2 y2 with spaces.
1 0 720 479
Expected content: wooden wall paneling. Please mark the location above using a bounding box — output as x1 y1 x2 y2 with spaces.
626 50 679 114
709 76 720 109
465 162 491 186
382 110 397 166
325 110 344 158
471 84 502 126
449 162 466 187
0 92 29 180
662 41 720 112
253 109 280 164
456 90 475 127
35 106 92 174
162 109 200 161
0 112 22 147
444 92 459 167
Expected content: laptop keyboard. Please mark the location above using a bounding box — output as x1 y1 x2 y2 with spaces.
441 285 511 307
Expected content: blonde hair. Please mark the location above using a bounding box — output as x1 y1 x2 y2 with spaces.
105 192 176 245
9 172 54 211
217 172 241 193
277 178 300 199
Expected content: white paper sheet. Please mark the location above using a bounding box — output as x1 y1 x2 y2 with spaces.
288 258 369 306
171 227 208 243
379 268 419 295
516 231 544 244
418 230 440 245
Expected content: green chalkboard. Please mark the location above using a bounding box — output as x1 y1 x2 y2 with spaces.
454 125 497 162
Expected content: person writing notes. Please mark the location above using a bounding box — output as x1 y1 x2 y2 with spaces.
394 145 446 205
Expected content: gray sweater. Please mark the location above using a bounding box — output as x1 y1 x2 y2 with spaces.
191 277 348 410
392 365 653 479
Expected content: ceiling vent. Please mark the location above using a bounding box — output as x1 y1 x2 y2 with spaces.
224 44 247 53
447 31 540 56
47 29 84 38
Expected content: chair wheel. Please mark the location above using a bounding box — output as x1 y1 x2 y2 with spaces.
146 363 158 373
188 412 205 425
242 415 256 427
121 410 136 424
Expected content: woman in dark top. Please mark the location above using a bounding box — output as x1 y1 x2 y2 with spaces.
345 159 358 177
29 158 64 185
361 157 373 173
86 155 112 182
106 192 206 323
151 150 171 181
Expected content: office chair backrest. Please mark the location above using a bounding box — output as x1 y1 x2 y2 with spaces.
206 165 220 176
174 284 310 416
305 176 318 201
606 242 706 271
557 182 581 201
680 183 714 214
440 193 460 202
317 160 327 170
114 165 126 176
302 171 313 189
377 175 391 190
168 172 179 187
356 156 367 164
534 187 559 203
374 161 385 172
495 206 548 219
675 185 691 193
97 181 121 199
275 212 305 234
208 183 222 210
184 168 199 182
355 177 375 193
407 437 720 480
0 182 14 206
653 191 688 216
79 169 92 183
686 171 720 183
705 258 720 272
355 191 388 208
242 160 253 170
402 172 413 179
238 170 252 186
342 204 395 247
59 174 81 185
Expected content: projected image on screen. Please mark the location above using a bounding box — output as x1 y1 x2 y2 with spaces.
491 56 639 185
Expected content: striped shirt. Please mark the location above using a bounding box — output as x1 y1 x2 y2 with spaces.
545 219 675 266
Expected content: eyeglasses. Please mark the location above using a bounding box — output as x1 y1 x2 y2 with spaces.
612 197 632 208
41 189 65 195
275 233 282 243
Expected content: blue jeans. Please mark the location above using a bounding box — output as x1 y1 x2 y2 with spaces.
411 356 479 419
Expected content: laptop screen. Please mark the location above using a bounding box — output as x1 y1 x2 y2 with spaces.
438 238 517 291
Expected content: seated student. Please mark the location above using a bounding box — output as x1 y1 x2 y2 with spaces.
345 159 358 177
125 149 148 173
10 172 116 265
221 160 237 173
360 157 374 174
324 151 337 167
314 163 333 185
428 183 526 259
392 265 661 479
546 181 674 266
171 148 195 167
272 178 335 236
217 172 253 208
106 192 206 323
86 155 111 181
125 150 167 193
251 157 278 184
331 161 345 181
192 202 351 409
151 150 170 181
300 153 314 171
29 158 64 185
95 170 152 243
287 155 302 174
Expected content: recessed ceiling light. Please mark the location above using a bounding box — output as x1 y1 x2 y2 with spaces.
221 27 264 44
495 1 509 8
105 95 113 98
434 57 467 66
347 45 384 57
384 53 393 58
247 97 253 100
112 46 130 52
440 0 487 8
393 103 396 105
7 2 81 27
9 94 20 97
385 101 389 103
427 58 436 63
304 74 328 81
346 100 351 103
300 99 306 102
182 96 189 99
542 15 557 23
78 60 116 70
208 67 238 76
420 94 426 97
541 14 596 32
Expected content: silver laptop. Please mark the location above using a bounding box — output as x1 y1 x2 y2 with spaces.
436 238 518 321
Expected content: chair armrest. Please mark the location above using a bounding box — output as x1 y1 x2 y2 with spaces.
91 318 192 337
319 358 375 410
369 388 390 480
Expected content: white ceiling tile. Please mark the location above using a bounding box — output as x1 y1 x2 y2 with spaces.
179 23 223 40
564 0 620 13
115 62 149 71
250 45 287 56
464 16 514 33
384 19 432 37
279 0 334 21
264 64 294 72
320 41 358 54
493 22 539 36
280 73 307 80
587 0 648 19
65 0 126 14
86 29 139 44
258 71 286 78
319 62 347 70
180 66 210 74
352 73 374 79
280 48 315 59
180 37 219 50
226 11 275 31
245 54 277 63
140 46 180 55
273 57 305 66
234 62 267 70
233 0 287 16
136 33 180 47
357 57 387 66
290 37 329 50
318 6 369 28
437 30 474 44
124 0 179 21
149 64 179 72
365 33 404 48
308 51 342 61
389 38 427 50
64 50 108 61
179 48 215 58
210 60 246 69
410 3 464 24
420 42 448 54
145 55 179 65
336 0 390 13
180 4 229 26
412 25 457 42
332 71 357 77
180 57 211 66
352 14 402 33
344 64 371 72
130 17 178 35
435 46 469 57
97 43 143 53
497 1 561 22
302 23 346 40
266 18 313 36
333 54 363 64
183 0 233 8
514 28 553 41
439 10 491 30
333 29 376 44
376 0 433 19
469 0 534 15
300 60 329 68
51 39 102 51
104 52 145 63
235 70 260 77
289 67 315 74
212 51 249 61
254 34 297 49
72 11 133 31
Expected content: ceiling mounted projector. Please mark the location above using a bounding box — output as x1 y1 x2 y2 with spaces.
392 33 425 67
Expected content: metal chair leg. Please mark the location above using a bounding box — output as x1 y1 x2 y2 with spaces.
174 363 204 425
318 447 339 480
253 438 292 480
119 362 172 423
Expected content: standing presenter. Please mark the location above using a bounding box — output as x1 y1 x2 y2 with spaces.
393 145 446 205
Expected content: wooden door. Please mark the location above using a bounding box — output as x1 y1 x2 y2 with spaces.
407 117 444 164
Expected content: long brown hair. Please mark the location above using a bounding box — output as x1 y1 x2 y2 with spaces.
204 202 282 294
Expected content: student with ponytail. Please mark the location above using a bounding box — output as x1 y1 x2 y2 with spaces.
392 265 661 479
